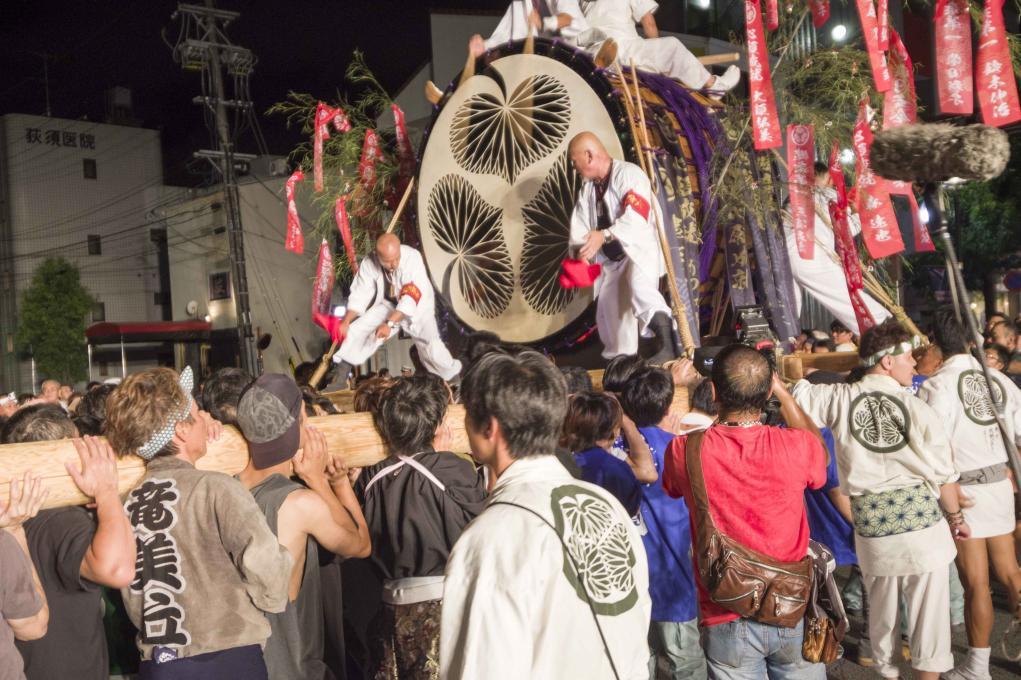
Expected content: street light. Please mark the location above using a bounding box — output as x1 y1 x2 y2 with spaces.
831 24 847 42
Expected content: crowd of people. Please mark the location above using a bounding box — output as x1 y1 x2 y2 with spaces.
0 309 1018 680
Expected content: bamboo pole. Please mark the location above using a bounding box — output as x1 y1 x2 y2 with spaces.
308 340 338 389
612 64 650 178
385 177 415 235
2 386 689 510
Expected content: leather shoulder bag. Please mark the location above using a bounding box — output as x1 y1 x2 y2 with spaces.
684 429 813 628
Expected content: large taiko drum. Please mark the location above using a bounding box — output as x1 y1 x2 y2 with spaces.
415 39 714 349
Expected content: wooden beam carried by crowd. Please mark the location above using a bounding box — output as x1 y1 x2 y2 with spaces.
696 52 740 66
0 384 690 510
781 352 860 382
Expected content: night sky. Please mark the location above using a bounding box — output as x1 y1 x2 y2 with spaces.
0 1 511 185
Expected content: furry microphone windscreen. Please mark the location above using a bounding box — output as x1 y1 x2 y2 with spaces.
870 124 1010 183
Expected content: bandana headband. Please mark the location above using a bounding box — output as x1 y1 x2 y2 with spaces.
137 366 194 460
861 337 922 368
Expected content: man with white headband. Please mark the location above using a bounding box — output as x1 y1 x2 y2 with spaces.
104 367 292 679
791 319 968 680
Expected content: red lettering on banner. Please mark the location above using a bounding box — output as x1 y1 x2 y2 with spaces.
745 0 783 150
313 102 351 193
312 239 335 318
334 196 358 274
810 0 830 27
935 0 974 115
856 0 892 92
623 190 651 220
853 100 905 259
977 0 1021 126
285 169 305 254
399 283 422 304
786 124 815 259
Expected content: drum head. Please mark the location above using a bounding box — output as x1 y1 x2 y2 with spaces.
417 50 625 344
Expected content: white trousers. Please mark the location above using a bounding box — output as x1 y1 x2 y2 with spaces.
615 37 711 89
596 258 671 359
863 566 954 678
332 302 462 381
787 244 891 335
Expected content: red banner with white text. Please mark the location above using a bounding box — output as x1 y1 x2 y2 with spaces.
934 0 974 115
883 29 918 129
855 0 892 92
313 102 351 192
853 101 904 258
810 0 830 27
358 129 384 193
745 0 782 150
285 169 304 254
787 124 815 259
828 151 877 334
976 0 1021 126
766 0 779 30
311 239 335 318
334 196 359 274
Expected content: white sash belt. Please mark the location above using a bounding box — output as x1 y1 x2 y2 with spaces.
381 575 445 605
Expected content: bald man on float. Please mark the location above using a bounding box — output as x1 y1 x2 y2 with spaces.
568 132 680 363
331 233 462 382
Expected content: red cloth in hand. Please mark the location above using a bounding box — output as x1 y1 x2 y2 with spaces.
312 313 346 345
559 258 602 289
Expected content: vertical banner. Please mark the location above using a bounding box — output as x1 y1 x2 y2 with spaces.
358 129 384 193
392 104 416 179
828 148 877 333
311 239 335 317
284 169 305 254
765 0 779 30
313 102 351 192
334 196 359 273
745 0 782 149
877 0 890 50
786 124 815 259
855 0 893 92
935 0 974 115
853 101 905 258
883 29 918 129
810 0 830 27
976 0 1021 126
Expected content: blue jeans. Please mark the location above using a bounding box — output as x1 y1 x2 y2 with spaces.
701 619 825 680
649 619 708 679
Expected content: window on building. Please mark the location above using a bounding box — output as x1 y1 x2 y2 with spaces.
83 158 97 179
87 235 101 255
99 361 109 377
92 302 105 322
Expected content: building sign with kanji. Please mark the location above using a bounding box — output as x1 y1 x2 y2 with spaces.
24 128 96 150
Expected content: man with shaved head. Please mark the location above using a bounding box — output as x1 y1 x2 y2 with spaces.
568 131 679 363
331 233 461 384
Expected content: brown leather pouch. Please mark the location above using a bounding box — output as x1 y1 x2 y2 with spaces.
685 430 813 628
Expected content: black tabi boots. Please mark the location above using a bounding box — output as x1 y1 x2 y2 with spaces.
647 312 681 366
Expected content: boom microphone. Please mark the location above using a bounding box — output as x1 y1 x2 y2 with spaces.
869 123 1010 183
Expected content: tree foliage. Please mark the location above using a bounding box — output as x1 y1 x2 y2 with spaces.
16 257 95 384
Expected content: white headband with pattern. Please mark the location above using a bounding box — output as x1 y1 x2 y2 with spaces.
862 336 922 368
137 366 194 460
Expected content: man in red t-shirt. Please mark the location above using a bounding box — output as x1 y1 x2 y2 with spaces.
663 344 829 679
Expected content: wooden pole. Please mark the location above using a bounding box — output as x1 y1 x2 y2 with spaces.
1 388 689 510
612 64 650 178
385 177 415 235
308 340 338 389
628 62 696 356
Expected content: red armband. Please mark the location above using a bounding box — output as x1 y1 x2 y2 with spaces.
399 283 422 304
622 190 650 220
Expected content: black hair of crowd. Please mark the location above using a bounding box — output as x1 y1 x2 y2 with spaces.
620 366 674 427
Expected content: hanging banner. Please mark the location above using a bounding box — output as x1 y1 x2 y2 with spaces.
765 0 779 30
852 100 905 258
855 0 893 92
745 0 782 149
284 169 305 254
830 200 878 333
976 0 1021 127
358 128 384 192
828 142 847 206
883 29 918 129
935 0 974 115
311 239 335 319
877 0 890 50
334 195 359 273
786 124 815 259
392 104 416 179
810 0 830 27
313 102 351 193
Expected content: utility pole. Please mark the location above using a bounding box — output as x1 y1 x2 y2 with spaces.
169 2 259 374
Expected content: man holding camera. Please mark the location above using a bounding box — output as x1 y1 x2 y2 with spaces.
662 344 829 679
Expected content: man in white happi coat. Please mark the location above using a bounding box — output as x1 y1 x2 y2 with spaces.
441 351 651 680
918 308 1021 680
469 0 589 56
791 319 967 680
784 162 891 335
568 132 678 363
331 233 461 382
578 0 739 96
